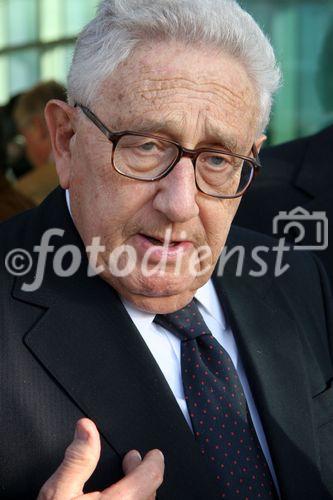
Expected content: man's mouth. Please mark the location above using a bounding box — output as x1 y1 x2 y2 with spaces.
142 234 178 247
132 233 194 262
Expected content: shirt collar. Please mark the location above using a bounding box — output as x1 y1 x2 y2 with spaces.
66 189 72 216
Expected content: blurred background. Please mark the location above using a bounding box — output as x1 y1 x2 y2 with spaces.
242 0 333 145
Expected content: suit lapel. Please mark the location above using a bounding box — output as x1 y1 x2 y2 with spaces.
213 270 322 499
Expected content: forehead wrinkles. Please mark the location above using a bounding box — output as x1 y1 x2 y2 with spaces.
133 76 252 108
97 48 258 142
106 76 256 133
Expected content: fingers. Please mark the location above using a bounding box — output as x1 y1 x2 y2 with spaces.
37 419 164 500
101 449 164 499
122 450 142 475
38 418 101 500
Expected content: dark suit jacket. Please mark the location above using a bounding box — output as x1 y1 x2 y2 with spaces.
235 125 333 290
1 188 333 499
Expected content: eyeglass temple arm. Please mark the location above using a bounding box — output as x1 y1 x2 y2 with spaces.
74 103 114 140
251 143 262 170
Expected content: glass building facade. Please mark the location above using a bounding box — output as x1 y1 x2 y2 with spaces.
242 0 333 145
0 0 96 102
0 0 332 145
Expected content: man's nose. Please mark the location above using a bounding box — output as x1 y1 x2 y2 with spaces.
152 159 200 222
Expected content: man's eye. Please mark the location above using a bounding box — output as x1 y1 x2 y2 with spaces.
138 141 157 151
206 156 226 167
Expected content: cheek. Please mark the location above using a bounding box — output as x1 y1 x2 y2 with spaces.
71 157 157 242
201 198 240 255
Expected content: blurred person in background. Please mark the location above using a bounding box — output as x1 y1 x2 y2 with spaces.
0 113 35 221
1 94 33 180
235 21 333 289
13 80 66 204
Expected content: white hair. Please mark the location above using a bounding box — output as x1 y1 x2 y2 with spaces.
68 0 281 133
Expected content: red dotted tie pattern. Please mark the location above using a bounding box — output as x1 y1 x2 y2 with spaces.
154 299 277 499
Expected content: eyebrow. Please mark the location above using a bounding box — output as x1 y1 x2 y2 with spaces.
120 118 173 135
204 120 239 152
112 117 239 152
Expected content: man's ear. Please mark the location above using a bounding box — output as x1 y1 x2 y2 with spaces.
44 99 76 189
255 134 267 154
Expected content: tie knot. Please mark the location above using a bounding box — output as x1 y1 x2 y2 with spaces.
154 299 211 342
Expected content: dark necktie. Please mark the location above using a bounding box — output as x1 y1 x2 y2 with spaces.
154 299 277 499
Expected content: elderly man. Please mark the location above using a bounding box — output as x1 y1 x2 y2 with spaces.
0 1 332 499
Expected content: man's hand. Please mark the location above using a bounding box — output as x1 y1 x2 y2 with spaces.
37 418 164 500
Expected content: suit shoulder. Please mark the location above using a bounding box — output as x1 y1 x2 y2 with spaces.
261 136 309 165
227 224 278 249
262 124 333 164
226 224 325 289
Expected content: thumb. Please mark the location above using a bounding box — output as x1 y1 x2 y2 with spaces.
38 418 101 500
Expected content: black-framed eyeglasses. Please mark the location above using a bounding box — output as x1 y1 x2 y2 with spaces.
75 103 261 199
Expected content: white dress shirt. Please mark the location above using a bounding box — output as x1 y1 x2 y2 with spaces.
65 190 279 493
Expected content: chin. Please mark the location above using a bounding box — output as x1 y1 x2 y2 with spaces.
114 269 195 296
101 267 212 313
